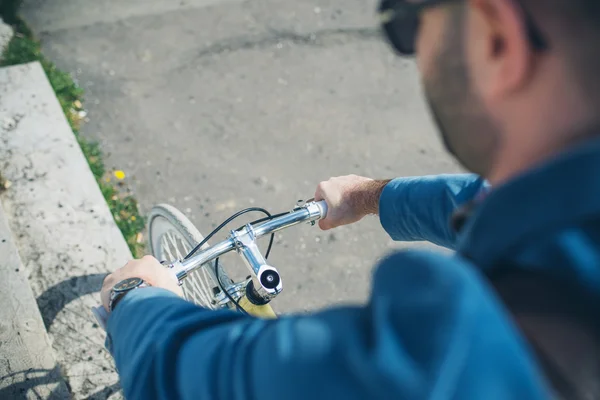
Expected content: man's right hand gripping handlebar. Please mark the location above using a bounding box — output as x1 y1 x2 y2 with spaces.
314 175 390 230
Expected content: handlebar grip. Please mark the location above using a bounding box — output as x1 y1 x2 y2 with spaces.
316 200 328 219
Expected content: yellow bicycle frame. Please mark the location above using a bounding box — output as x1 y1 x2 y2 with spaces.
238 296 277 318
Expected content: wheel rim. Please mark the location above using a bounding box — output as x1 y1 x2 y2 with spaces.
151 215 219 309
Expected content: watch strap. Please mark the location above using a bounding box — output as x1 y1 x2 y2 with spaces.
109 281 148 312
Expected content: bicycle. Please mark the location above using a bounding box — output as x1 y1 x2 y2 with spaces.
147 199 328 316
86 198 326 398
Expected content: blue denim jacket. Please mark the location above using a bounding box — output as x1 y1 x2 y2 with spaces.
108 140 600 399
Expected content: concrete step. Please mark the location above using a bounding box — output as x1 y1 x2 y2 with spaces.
0 62 133 399
0 204 70 399
0 18 12 55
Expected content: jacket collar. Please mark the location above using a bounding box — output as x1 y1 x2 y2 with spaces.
457 138 600 268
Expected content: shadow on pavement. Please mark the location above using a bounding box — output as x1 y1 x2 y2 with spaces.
0 366 70 399
36 273 106 329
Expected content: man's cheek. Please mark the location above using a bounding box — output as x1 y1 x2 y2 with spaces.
416 37 436 82
416 12 446 80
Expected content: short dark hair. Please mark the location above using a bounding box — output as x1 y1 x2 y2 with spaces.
524 0 600 40
524 0 600 103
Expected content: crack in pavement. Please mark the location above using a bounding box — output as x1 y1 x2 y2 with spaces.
200 26 380 57
176 26 382 71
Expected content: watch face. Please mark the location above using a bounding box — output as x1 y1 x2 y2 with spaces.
113 277 143 293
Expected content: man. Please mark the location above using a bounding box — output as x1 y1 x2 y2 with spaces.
102 0 600 398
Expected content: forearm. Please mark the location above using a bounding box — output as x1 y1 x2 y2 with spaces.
379 174 487 248
107 288 246 400
349 179 391 215
106 252 547 400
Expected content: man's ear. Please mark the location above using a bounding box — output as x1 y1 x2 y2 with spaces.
468 0 534 99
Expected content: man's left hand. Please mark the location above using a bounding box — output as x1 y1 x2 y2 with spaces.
101 255 184 313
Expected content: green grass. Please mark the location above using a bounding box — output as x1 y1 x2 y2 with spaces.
1 13 146 257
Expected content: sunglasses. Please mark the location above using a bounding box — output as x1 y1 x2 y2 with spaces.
378 0 548 56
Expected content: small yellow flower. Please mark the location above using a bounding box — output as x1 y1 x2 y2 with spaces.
114 170 126 180
131 216 136 221
104 176 111 182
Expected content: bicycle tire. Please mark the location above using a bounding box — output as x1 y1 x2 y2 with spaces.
148 204 232 309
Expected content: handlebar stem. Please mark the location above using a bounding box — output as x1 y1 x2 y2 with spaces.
232 224 282 301
169 201 327 296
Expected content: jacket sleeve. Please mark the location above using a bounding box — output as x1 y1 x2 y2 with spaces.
106 251 548 400
378 174 487 249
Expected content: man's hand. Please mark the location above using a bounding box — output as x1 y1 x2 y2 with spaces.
314 175 391 230
101 255 184 313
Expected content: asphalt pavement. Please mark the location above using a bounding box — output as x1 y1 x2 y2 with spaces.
22 0 460 313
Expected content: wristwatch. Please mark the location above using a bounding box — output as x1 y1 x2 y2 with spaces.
109 277 147 312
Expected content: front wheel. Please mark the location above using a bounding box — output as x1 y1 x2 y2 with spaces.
147 204 231 309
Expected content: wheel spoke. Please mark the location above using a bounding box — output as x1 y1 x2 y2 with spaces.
151 211 230 310
166 231 185 259
197 270 212 303
185 275 210 306
161 235 176 261
193 267 213 306
159 231 219 308
201 268 214 300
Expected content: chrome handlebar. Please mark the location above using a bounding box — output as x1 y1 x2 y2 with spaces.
169 200 328 303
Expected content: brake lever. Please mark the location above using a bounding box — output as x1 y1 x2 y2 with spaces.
294 198 318 226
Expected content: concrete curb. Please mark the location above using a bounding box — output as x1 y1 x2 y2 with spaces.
0 203 70 399
0 62 132 399
0 18 12 58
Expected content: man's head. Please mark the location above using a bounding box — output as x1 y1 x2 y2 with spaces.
381 0 600 183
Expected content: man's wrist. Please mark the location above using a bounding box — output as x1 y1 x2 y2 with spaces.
109 278 148 312
353 179 391 216
109 291 129 312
